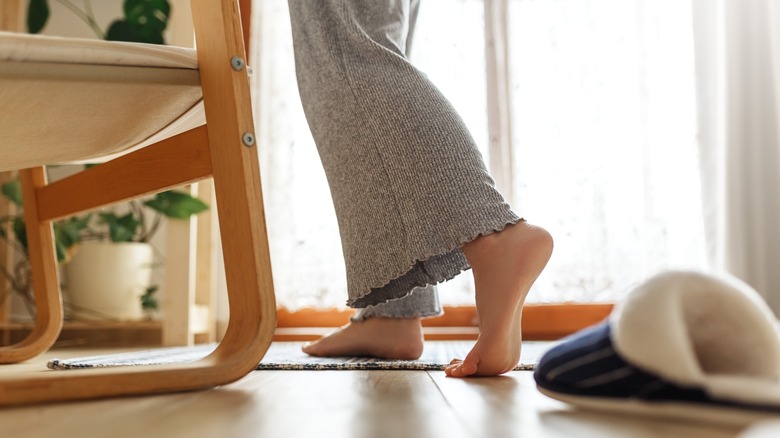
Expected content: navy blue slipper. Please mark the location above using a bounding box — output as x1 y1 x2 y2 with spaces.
534 271 780 425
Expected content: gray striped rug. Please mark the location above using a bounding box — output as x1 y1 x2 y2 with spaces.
47 341 552 371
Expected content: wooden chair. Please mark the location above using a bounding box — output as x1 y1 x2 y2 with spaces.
0 0 276 405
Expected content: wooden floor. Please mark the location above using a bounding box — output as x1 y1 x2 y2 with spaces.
0 343 778 438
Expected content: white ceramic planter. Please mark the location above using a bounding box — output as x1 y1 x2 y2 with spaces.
65 241 154 321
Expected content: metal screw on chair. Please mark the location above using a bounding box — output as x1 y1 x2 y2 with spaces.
242 132 255 147
231 56 245 71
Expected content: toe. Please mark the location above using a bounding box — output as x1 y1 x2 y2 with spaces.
459 353 479 376
445 359 465 377
460 360 478 376
444 363 459 376
445 363 469 378
302 341 323 356
445 364 460 377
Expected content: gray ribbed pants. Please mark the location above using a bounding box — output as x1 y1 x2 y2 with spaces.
287 0 520 317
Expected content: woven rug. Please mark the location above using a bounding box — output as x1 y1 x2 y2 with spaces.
47 341 553 371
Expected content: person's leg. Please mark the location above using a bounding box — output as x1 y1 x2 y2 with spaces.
290 0 444 360
287 0 552 376
303 285 441 359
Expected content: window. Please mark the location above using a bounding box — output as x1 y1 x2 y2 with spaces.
250 0 706 312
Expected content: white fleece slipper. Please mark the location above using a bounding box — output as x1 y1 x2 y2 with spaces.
534 270 780 425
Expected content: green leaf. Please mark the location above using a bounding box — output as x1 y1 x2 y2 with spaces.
1 179 22 207
54 214 91 262
105 20 139 43
99 212 141 242
27 0 50 34
106 0 170 44
124 0 170 25
12 217 27 254
144 191 208 220
54 237 67 263
141 285 159 310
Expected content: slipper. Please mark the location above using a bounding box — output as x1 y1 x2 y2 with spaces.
534 270 780 425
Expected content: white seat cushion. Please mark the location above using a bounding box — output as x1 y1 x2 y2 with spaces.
0 32 205 171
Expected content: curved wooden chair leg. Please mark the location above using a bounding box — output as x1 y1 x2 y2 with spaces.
0 167 63 364
0 210 275 406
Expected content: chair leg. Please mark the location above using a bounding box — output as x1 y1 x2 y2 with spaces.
0 167 63 364
0 140 276 405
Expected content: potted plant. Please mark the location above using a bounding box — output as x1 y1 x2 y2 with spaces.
0 177 207 321
66 191 207 320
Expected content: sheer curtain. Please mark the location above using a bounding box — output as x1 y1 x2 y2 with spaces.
506 0 706 302
251 0 346 309
249 0 707 310
693 0 780 314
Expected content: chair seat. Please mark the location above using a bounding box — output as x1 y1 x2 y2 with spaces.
0 32 205 171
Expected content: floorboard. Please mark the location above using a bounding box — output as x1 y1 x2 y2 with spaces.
429 372 747 438
0 344 777 437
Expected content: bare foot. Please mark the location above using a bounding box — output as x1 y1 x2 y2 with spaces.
445 221 553 377
302 317 425 360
